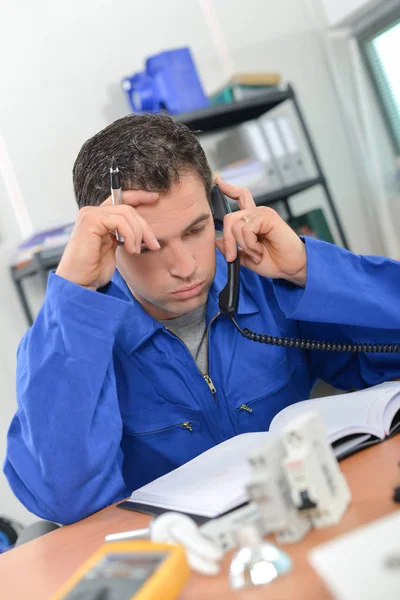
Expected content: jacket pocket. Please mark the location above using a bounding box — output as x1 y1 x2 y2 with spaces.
127 420 195 436
122 405 201 437
231 362 311 433
120 405 214 493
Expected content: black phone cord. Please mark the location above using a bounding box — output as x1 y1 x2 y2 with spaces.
230 317 400 354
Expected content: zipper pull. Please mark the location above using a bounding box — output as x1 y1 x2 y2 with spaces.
239 404 253 413
181 421 193 432
204 374 216 394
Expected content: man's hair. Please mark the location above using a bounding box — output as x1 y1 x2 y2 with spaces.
73 113 212 208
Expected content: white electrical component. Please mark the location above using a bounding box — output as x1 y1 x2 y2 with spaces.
281 411 352 528
200 502 266 553
246 436 311 543
105 512 223 576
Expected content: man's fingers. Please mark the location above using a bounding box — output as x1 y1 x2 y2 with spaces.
100 195 161 253
232 219 262 263
241 221 265 257
214 177 256 211
215 237 225 256
121 190 159 207
242 207 277 247
221 215 238 262
98 213 140 254
99 206 142 253
222 211 262 262
101 205 160 253
101 190 159 207
237 247 263 268
231 220 247 255
78 205 158 256
134 213 161 251
79 203 160 255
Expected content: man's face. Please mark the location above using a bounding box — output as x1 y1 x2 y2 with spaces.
116 172 216 320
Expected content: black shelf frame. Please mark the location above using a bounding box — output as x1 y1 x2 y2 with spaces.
11 84 348 327
178 83 349 250
177 88 293 132
10 248 66 327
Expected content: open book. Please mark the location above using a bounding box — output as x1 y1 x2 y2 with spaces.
122 381 400 519
269 380 400 458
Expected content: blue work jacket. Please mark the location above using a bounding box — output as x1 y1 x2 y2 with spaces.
4 238 400 524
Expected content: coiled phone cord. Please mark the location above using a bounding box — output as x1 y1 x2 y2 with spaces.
230 316 400 354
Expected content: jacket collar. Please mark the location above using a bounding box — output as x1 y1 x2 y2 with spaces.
103 250 260 355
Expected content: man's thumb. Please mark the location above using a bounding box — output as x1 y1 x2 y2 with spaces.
215 237 225 256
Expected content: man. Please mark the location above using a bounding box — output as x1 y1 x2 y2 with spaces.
4 114 400 525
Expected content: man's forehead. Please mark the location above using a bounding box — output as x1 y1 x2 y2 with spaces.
135 175 210 228
139 196 196 221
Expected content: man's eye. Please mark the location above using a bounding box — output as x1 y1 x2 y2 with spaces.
140 246 151 254
186 226 205 237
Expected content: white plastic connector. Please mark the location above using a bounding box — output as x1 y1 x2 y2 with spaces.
281 411 351 528
246 436 311 543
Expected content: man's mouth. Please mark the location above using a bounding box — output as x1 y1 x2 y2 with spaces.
171 281 205 300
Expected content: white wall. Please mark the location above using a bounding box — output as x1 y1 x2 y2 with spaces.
311 0 400 258
0 0 227 525
0 0 387 523
213 0 374 253
0 0 226 233
0 167 36 524
213 0 314 42
320 0 387 27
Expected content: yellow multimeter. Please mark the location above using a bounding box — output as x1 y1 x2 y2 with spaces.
51 540 190 600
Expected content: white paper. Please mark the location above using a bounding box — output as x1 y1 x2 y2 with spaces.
130 432 269 517
309 512 400 600
262 120 286 157
243 122 272 162
276 116 299 154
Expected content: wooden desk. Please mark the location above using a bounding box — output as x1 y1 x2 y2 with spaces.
1 438 399 599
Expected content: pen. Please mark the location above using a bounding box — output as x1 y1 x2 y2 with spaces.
105 527 150 543
110 157 124 244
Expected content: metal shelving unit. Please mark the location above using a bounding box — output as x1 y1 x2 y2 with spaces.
177 83 349 249
10 247 65 326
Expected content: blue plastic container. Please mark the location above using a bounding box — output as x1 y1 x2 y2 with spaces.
122 47 209 115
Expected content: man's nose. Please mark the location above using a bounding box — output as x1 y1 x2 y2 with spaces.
167 242 197 279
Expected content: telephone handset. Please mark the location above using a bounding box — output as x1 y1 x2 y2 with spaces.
211 184 399 355
211 184 240 316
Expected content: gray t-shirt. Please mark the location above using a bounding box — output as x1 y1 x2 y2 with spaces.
160 304 208 374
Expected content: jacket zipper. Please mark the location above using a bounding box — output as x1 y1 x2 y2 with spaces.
130 421 193 436
238 376 293 416
204 374 216 394
203 311 219 394
165 312 220 396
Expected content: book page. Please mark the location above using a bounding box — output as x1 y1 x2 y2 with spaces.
270 382 400 442
130 432 270 518
381 382 400 434
334 434 372 459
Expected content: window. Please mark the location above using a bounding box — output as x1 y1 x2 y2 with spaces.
360 13 400 153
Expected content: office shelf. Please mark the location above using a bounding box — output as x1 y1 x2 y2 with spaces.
177 87 293 133
10 247 66 326
11 247 65 282
226 177 325 211
252 177 324 208
177 83 348 250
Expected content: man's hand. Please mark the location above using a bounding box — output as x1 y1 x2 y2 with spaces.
215 177 307 287
56 191 160 290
